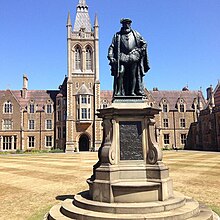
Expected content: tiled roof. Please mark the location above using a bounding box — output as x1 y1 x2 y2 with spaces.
100 90 206 111
0 90 59 110
73 0 92 32
100 90 113 103
149 90 206 110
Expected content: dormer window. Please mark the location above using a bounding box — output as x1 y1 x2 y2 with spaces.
46 104 52 114
29 104 35 113
180 104 185 112
161 99 169 112
102 99 109 109
4 101 12 113
162 104 168 112
177 98 186 112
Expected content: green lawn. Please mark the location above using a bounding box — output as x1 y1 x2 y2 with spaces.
0 151 219 219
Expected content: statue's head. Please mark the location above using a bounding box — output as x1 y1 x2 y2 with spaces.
120 18 132 24
120 18 132 30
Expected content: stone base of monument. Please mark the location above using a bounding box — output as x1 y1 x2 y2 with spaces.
47 191 219 219
46 101 219 220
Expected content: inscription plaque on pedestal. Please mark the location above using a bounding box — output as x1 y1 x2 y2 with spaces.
119 121 143 160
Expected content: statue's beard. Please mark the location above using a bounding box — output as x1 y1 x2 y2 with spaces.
121 27 131 34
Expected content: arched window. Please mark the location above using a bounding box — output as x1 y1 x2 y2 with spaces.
4 101 12 113
86 47 92 70
75 46 81 70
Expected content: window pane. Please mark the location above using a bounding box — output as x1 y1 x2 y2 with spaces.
75 47 81 70
3 120 12 130
29 120 34 129
164 134 170 145
163 118 168 128
81 95 87 104
47 104 52 113
46 136 52 147
181 134 187 145
180 104 184 112
4 101 12 113
30 104 34 113
86 48 92 70
180 118 186 128
81 108 87 119
28 136 35 148
46 120 52 129
3 136 12 150
162 104 168 112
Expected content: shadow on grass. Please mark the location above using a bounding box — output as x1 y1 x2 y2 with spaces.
56 195 75 201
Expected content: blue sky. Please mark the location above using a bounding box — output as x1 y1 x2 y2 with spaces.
0 0 219 95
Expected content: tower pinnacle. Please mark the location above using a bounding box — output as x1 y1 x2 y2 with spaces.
74 0 91 32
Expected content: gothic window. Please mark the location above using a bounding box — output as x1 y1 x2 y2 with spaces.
3 119 12 130
164 134 170 145
4 101 13 113
28 136 35 148
163 118 169 128
75 46 81 70
180 118 186 128
86 47 92 70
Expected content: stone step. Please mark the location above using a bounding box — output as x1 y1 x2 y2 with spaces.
188 204 220 220
73 191 186 214
47 204 73 220
60 198 200 220
111 181 161 202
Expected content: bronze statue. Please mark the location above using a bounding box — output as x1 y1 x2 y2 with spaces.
108 18 150 97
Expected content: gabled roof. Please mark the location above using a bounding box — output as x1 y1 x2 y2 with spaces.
149 90 206 111
100 89 206 111
100 90 113 103
76 84 93 95
0 90 59 111
0 90 21 108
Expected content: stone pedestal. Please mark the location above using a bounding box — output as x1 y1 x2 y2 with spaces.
87 101 173 204
46 100 219 220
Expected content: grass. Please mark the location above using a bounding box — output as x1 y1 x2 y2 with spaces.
0 151 219 219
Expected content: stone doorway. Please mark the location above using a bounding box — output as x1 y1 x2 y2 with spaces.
79 134 90 151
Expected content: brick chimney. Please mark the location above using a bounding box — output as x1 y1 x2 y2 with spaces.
22 74 28 99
